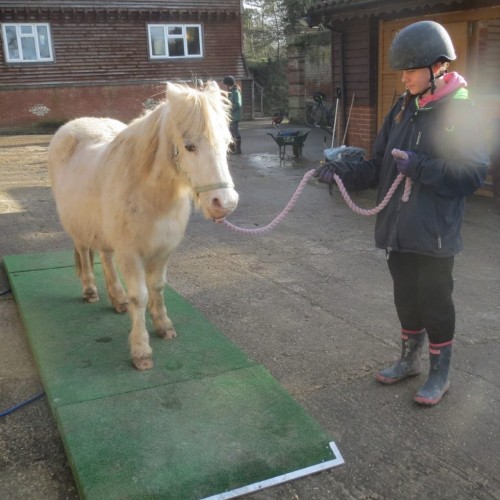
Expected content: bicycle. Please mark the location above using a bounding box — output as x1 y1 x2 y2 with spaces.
305 91 336 128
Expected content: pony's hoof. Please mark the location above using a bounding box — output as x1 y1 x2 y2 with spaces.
157 328 177 340
83 291 99 303
114 301 128 313
132 356 153 371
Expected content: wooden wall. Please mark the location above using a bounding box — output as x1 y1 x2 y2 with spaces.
330 18 378 155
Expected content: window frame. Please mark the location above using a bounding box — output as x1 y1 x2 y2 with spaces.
1 22 54 63
147 23 203 60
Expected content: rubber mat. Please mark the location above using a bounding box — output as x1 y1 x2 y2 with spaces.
3 251 343 499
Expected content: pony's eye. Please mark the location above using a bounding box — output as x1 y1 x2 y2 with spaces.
185 144 197 153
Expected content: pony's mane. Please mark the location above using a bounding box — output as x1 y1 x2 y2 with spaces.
102 81 231 184
166 82 232 149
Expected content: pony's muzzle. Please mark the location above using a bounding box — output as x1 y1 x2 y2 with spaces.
199 188 238 220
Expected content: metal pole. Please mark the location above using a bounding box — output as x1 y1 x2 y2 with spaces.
341 93 355 146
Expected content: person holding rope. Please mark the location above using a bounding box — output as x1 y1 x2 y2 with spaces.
315 21 489 406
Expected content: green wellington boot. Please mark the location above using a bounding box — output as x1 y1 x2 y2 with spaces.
376 330 426 384
414 344 452 406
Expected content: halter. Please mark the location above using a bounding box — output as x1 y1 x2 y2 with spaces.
173 145 234 195
194 182 234 193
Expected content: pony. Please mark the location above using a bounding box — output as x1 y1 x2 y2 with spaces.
48 81 238 370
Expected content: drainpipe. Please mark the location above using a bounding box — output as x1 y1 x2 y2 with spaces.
329 28 345 147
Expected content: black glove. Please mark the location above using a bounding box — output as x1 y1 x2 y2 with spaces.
314 162 339 184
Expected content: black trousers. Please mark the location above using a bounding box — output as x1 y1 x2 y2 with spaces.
387 251 455 345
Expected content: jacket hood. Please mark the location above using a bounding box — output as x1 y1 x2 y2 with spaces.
419 71 467 107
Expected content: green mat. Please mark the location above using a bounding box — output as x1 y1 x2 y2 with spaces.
4 251 343 499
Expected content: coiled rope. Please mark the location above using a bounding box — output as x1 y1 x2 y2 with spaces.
333 172 412 216
219 168 412 234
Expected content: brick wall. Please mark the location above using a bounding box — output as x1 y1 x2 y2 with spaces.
0 2 247 130
0 83 175 130
344 105 376 157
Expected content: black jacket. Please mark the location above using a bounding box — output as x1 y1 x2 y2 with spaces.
335 88 489 257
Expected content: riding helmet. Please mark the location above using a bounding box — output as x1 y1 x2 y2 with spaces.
223 75 235 86
390 21 456 70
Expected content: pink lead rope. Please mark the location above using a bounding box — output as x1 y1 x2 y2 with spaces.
218 168 412 235
334 172 412 216
219 169 317 235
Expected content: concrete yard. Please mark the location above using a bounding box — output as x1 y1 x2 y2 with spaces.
1 120 499 499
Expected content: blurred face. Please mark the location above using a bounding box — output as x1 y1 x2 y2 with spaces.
401 67 431 96
401 62 446 96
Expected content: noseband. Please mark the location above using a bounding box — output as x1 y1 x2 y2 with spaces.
193 182 234 194
173 145 234 194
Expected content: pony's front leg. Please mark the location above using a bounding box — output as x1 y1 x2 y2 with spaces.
146 261 177 340
74 246 98 303
118 255 153 370
100 250 128 313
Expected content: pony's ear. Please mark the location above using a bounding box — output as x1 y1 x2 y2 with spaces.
206 81 221 93
165 82 183 101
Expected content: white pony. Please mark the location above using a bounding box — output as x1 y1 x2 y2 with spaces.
48 81 238 370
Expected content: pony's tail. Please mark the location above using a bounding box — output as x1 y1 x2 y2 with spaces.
74 248 94 278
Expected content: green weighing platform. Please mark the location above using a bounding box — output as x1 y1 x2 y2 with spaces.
3 251 343 499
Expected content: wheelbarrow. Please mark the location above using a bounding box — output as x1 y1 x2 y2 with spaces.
267 113 310 160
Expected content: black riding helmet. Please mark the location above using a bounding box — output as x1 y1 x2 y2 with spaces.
390 21 456 70
390 21 456 95
223 75 235 86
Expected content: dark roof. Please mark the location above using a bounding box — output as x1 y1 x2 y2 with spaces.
0 1 239 7
0 1 241 22
307 0 478 23
0 1 241 13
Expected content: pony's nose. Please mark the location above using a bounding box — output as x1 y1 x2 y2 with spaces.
199 188 238 220
210 190 238 218
213 196 237 216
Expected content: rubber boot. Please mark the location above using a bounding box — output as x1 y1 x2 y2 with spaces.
375 329 426 384
414 343 452 406
234 138 242 155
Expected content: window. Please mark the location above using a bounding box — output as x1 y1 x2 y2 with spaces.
1 23 54 63
148 24 202 59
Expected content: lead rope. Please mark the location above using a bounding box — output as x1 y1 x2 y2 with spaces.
334 172 412 216
219 169 412 234
219 169 316 234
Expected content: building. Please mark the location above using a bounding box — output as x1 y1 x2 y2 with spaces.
288 0 500 200
0 0 249 132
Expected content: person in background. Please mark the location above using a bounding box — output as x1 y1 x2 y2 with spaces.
315 21 489 406
223 76 242 154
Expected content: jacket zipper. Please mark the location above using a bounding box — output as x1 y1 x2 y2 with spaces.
414 117 442 250
415 131 422 149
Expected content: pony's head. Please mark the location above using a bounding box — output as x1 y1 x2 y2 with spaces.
165 81 238 220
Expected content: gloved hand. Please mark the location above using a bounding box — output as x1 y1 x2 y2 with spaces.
314 162 339 184
391 149 413 175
